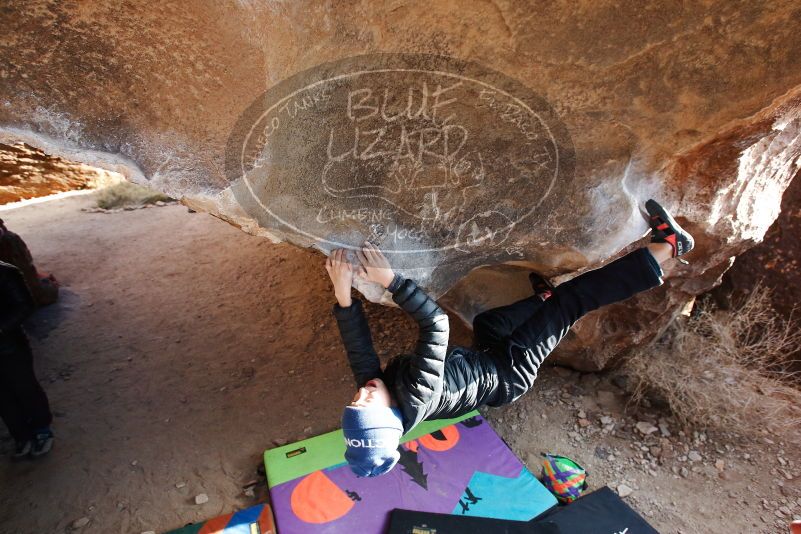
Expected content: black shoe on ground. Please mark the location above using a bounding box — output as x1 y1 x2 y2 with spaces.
645 199 694 258
30 429 53 458
529 272 554 301
12 440 32 461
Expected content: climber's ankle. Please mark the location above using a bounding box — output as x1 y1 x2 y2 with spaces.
646 242 673 265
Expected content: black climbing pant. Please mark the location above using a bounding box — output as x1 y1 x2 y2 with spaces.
473 247 664 405
0 331 52 442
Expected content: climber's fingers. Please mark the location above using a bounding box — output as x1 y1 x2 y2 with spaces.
362 241 380 264
326 249 349 273
359 242 373 265
364 241 376 263
339 249 352 271
356 247 369 268
364 241 388 266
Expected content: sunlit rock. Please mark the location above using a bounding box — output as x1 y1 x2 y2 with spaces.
2 1 800 369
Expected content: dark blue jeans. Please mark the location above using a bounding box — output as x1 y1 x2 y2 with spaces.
473 247 663 405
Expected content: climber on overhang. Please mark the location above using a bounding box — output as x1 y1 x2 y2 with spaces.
326 199 694 477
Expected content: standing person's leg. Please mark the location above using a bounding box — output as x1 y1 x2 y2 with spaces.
0 385 28 443
501 246 666 402
3 334 53 456
0 340 37 458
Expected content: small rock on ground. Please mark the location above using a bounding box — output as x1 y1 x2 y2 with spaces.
636 421 658 435
71 517 90 529
194 493 209 505
617 484 634 498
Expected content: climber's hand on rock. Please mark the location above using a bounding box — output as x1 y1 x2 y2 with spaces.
325 248 354 307
356 241 395 288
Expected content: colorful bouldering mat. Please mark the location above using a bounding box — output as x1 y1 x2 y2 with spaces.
164 502 275 534
264 411 558 534
390 486 661 533
530 486 659 533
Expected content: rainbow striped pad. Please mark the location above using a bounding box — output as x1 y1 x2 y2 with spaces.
164 502 275 534
541 453 588 503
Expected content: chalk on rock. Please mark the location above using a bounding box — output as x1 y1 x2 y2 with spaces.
194 493 209 505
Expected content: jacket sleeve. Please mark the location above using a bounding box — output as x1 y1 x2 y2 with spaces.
333 299 382 387
390 275 450 413
0 264 35 333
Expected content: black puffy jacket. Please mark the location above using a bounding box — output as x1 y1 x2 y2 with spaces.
333 275 501 434
0 260 35 347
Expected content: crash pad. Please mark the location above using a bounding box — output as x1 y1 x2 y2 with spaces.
163 502 275 534
388 508 562 534
531 486 659 533
264 411 557 534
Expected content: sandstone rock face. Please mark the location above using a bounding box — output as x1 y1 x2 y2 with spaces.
0 142 119 204
2 1 801 369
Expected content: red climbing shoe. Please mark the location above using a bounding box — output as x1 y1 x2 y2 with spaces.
528 272 554 301
645 199 694 258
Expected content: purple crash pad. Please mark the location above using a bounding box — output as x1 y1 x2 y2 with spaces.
266 412 557 534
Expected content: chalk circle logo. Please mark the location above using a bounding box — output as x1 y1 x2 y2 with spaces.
225 54 574 259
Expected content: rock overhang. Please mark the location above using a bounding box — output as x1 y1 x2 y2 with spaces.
2 1 801 369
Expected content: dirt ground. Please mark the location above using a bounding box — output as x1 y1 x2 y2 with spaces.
0 194 799 534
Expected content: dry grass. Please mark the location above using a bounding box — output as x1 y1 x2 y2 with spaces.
96 181 171 209
626 284 801 442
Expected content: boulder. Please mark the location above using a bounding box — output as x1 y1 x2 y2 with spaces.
2 1 801 369
0 142 119 204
